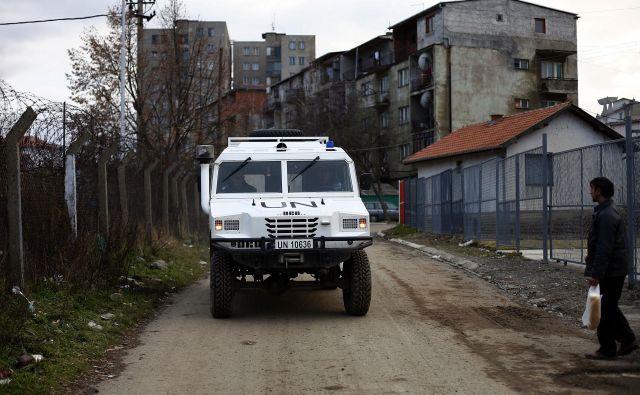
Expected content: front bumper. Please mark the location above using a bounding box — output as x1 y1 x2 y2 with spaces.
210 236 373 254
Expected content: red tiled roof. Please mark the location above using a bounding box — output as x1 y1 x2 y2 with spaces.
404 102 573 164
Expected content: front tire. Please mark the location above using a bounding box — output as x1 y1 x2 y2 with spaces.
210 250 234 318
342 250 371 316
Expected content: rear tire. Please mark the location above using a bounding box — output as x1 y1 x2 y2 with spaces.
210 250 234 318
342 250 371 316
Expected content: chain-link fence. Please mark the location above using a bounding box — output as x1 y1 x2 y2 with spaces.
1 80 207 288
401 134 639 283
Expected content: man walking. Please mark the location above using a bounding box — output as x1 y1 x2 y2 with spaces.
584 177 637 360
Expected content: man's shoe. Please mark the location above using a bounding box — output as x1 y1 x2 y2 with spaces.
585 350 617 360
617 343 639 356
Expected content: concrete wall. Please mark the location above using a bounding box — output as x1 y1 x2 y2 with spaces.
281 35 316 78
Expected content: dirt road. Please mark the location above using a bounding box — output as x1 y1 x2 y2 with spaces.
94 240 639 394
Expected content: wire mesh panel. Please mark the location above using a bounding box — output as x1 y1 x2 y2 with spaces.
451 167 464 234
404 177 417 228
634 137 640 276
423 176 434 233
479 158 497 242
431 173 443 234
518 147 545 250
463 164 480 241
496 155 517 249
416 177 426 231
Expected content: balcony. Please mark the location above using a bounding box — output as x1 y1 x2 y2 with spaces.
265 96 281 112
412 119 435 133
284 88 304 104
363 92 390 109
538 78 578 94
411 73 434 92
412 130 435 154
359 54 393 74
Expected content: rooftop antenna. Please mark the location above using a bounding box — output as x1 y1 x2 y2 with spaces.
271 13 276 32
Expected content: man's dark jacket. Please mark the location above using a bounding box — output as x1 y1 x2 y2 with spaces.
585 199 628 279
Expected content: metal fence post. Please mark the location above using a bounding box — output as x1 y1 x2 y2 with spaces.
5 107 37 288
98 143 119 236
163 163 178 231
64 134 88 238
624 104 636 288
495 159 500 247
515 154 521 252
542 134 549 263
144 160 159 242
117 152 133 227
478 165 483 242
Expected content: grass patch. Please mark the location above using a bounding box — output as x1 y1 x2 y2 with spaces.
0 240 208 394
385 224 420 237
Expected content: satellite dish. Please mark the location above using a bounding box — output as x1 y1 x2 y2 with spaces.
420 91 432 108
418 53 431 71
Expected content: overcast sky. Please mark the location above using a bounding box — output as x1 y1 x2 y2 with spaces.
1 0 638 117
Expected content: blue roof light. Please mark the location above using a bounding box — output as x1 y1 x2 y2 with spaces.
326 140 335 148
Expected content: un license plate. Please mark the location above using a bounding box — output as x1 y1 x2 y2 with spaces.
275 239 313 249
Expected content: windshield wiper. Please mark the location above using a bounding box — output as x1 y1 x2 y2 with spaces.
289 156 320 183
221 157 251 183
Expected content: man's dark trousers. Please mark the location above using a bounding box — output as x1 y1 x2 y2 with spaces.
598 276 636 355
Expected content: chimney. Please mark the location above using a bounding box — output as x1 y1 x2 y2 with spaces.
490 114 503 122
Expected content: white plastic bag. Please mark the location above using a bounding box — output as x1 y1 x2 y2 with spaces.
581 285 602 330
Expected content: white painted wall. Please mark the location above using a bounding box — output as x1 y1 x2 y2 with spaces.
506 112 615 156
416 151 496 179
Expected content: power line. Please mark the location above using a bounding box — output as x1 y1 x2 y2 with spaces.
0 14 111 26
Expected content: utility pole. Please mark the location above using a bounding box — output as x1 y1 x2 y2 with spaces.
126 0 156 154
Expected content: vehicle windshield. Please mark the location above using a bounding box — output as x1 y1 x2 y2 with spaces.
287 160 353 192
216 161 282 193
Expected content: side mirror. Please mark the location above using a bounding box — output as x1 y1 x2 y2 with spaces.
359 173 373 190
196 145 215 164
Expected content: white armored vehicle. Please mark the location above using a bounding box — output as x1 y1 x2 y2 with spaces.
196 129 373 318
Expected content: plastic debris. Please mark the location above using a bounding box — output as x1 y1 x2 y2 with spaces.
149 260 168 270
199 260 208 265
0 379 10 385
16 354 43 368
11 286 35 313
88 321 103 330
458 240 475 247
100 313 115 320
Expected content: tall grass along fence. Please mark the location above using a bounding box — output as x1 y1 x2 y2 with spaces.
401 133 640 287
0 80 206 290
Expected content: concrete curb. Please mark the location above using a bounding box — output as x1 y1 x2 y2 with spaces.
386 237 480 271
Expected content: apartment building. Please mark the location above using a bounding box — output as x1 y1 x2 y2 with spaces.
265 0 579 181
234 32 315 89
141 20 232 144
596 97 639 136
392 0 578 148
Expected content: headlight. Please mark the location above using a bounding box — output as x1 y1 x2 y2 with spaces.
342 217 367 231
214 218 240 232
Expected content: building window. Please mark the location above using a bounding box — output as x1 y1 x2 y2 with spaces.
379 112 389 129
242 76 250 85
196 27 204 37
541 100 560 107
361 81 373 96
252 77 260 85
151 51 158 58
151 34 160 44
496 14 503 22
515 98 530 109
252 63 260 71
399 106 410 124
253 47 260 56
514 58 529 70
208 27 215 37
180 34 189 45
400 143 411 159
361 117 371 129
425 14 434 34
380 76 389 93
289 57 296 65
289 41 296 50
535 18 546 34
207 44 215 53
398 68 409 87
298 41 305 50
243 47 251 56
540 61 563 79
242 63 250 71
298 57 305 65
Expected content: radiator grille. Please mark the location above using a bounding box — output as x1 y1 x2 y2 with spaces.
265 217 318 238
